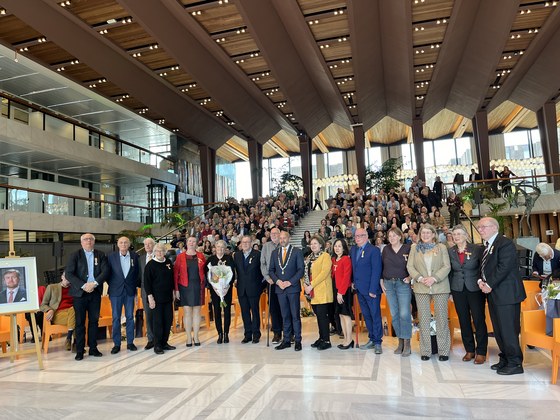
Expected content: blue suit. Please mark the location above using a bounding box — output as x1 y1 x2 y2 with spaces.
107 251 140 346
351 242 383 344
269 244 304 343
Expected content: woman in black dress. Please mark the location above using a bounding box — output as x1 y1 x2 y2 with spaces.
145 243 176 354
331 238 354 349
206 240 235 344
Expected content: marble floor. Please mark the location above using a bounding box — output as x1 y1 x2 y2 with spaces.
1 318 559 420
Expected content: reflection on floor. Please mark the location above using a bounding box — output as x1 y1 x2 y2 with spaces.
1 317 559 419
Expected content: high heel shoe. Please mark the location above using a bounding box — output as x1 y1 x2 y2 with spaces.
338 340 354 350
186 342 193 347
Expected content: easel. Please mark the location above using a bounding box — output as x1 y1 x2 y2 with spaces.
0 220 44 369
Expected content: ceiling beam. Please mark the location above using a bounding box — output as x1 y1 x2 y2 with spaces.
452 116 469 138
269 136 290 158
236 0 339 139
222 142 249 161
503 106 532 133
315 133 330 155
1 0 236 150
119 0 291 144
423 0 520 120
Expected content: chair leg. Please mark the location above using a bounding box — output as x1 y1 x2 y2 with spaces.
552 352 559 385
42 324 50 354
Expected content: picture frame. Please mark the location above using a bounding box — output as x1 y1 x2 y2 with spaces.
0 257 39 315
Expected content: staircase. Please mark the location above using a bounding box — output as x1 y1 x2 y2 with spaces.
291 210 328 246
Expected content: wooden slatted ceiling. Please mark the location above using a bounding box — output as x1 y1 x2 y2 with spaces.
366 117 409 145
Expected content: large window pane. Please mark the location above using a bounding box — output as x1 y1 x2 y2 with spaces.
367 147 382 169
262 159 270 197
504 131 530 160
289 156 302 177
455 137 473 165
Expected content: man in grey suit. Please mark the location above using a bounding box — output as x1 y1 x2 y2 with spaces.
139 237 156 350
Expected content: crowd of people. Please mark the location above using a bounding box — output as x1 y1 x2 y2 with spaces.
21 182 542 378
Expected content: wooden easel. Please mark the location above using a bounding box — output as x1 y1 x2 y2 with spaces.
0 220 44 369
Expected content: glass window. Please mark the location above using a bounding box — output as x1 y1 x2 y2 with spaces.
530 129 542 157
45 114 73 140
269 157 289 195
311 154 317 179
262 159 270 197
289 156 302 177
234 161 251 200
504 131 530 160
401 143 415 170
455 137 473 165
367 146 382 169
100 135 116 154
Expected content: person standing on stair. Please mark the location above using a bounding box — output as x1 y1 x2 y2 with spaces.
313 187 323 211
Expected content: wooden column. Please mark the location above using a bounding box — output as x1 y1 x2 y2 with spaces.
247 138 263 202
411 118 425 182
298 132 313 203
536 101 560 191
472 110 490 177
352 124 366 191
198 144 216 204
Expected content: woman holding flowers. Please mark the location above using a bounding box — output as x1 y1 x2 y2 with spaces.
303 235 333 350
407 224 451 361
206 240 235 344
174 236 207 346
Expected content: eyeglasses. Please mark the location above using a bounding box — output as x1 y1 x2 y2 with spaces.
81 237 95 241
477 225 494 229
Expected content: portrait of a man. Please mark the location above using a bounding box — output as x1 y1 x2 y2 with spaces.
0 268 27 304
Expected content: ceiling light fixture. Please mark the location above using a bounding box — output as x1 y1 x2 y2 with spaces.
59 1 71 7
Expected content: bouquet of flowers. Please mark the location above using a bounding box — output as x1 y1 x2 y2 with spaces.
207 263 234 308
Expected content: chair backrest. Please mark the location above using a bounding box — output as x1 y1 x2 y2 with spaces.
523 280 541 294
555 318 560 342
100 296 112 317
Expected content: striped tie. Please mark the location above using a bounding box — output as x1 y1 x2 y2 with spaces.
480 242 489 281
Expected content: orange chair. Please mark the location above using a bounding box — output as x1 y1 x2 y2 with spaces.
0 315 11 353
448 300 462 346
354 294 397 337
260 292 268 329
135 289 146 337
484 303 494 335
520 309 554 361
96 295 113 338
176 289 212 333
42 318 68 354
522 280 542 311
380 294 394 336
552 318 560 385
232 287 242 329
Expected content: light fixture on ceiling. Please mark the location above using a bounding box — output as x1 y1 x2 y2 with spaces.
59 1 71 7
1 8 7 15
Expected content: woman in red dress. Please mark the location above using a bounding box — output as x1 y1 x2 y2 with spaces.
331 238 353 349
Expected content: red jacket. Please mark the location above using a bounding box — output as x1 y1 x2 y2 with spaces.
331 255 352 295
174 252 207 304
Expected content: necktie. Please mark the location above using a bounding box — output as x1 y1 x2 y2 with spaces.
282 247 287 263
481 242 490 281
147 253 152 263
8 291 14 303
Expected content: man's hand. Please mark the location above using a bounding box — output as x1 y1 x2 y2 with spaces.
369 293 377 298
148 295 156 309
266 278 274 285
83 282 95 293
45 309 54 321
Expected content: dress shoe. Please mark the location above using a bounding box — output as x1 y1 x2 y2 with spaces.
65 338 72 351
272 333 282 344
497 365 524 375
491 359 507 371
145 341 154 350
311 339 322 348
462 352 475 362
275 341 291 350
217 334 223 344
224 333 229 343
439 355 449 361
154 347 164 355
290 334 295 344
252 337 260 344
127 343 138 351
75 352 84 361
71 342 77 353
163 344 176 350
194 341 201 347
241 337 251 344
474 354 486 365
374 344 383 354
421 355 430 361
329 326 337 336
317 341 331 350
89 348 103 357
294 341 302 351
110 346 120 354
360 341 375 350
338 340 355 350
186 342 193 347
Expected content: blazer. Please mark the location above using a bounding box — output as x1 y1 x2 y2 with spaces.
304 252 333 305
532 249 560 276
106 251 141 297
138 251 152 290
233 249 265 298
350 242 382 296
407 243 451 295
0 287 27 304
40 283 70 312
269 244 304 295
482 235 526 306
332 255 352 295
448 243 483 292
65 248 109 298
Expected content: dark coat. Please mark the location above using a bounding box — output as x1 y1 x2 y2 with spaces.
233 249 264 298
269 245 304 295
448 243 483 292
65 249 109 298
106 251 141 297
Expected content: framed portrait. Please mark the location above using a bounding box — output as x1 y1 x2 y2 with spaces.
0 257 39 315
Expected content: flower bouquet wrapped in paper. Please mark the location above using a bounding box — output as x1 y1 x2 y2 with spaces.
207 263 234 307
542 279 560 336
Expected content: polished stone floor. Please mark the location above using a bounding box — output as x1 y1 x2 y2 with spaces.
1 317 559 419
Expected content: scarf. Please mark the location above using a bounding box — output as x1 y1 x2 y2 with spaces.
303 251 323 301
416 241 437 254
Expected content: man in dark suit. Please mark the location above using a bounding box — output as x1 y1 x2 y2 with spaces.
234 235 264 343
66 233 109 360
0 269 27 304
107 236 140 354
478 217 526 375
261 228 284 344
486 165 500 196
269 231 304 351
469 169 482 186
351 228 383 353
139 237 156 350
